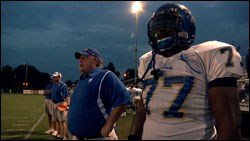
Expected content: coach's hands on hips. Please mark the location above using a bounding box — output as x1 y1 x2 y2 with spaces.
100 122 113 137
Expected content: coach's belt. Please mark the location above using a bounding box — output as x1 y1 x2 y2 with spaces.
76 132 103 140
53 101 65 105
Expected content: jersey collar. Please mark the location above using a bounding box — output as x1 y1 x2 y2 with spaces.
80 68 101 80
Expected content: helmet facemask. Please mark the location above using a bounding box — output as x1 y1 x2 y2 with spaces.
147 3 196 57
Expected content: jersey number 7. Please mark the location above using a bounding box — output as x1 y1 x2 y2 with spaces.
145 76 194 118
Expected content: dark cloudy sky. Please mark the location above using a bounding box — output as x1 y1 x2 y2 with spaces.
1 1 249 81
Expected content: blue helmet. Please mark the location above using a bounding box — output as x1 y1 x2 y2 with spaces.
147 3 196 55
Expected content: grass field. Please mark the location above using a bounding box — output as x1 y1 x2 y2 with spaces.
1 93 134 140
1 93 249 140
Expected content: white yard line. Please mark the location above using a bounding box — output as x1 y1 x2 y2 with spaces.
1 117 36 119
1 135 22 138
5 129 26 131
13 123 32 126
24 113 45 140
18 120 35 123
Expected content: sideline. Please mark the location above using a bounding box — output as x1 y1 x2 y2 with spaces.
24 113 45 140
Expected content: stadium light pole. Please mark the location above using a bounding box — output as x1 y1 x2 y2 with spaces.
25 63 28 87
25 63 28 82
132 1 142 84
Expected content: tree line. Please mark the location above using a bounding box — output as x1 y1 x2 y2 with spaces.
1 62 137 93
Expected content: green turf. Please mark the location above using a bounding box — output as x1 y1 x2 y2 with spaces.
1 94 49 140
2 93 248 140
116 112 135 140
1 93 134 140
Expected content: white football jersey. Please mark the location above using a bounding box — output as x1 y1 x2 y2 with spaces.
138 41 243 140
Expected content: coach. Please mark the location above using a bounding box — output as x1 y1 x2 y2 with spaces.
67 48 131 140
51 72 70 140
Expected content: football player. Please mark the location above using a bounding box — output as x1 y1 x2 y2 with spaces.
44 76 55 135
129 2 243 140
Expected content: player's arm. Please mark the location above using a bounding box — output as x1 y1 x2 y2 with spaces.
208 78 241 140
62 85 70 108
128 97 146 140
100 104 126 137
65 97 70 107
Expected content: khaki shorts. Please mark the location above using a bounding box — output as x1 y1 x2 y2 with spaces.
57 108 67 122
45 99 53 115
133 96 140 106
52 102 68 122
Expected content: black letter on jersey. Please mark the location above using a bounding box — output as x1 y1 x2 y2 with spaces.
220 47 234 67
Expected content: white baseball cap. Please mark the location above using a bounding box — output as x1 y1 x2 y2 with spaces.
52 72 62 78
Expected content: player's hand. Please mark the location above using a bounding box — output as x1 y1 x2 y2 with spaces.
100 123 113 137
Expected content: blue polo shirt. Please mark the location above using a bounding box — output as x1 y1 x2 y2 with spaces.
67 68 131 137
44 83 53 99
51 81 69 103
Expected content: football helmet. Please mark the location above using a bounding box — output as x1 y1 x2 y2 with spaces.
147 3 196 56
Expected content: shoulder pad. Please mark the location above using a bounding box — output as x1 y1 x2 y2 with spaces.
139 51 152 61
192 40 235 53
